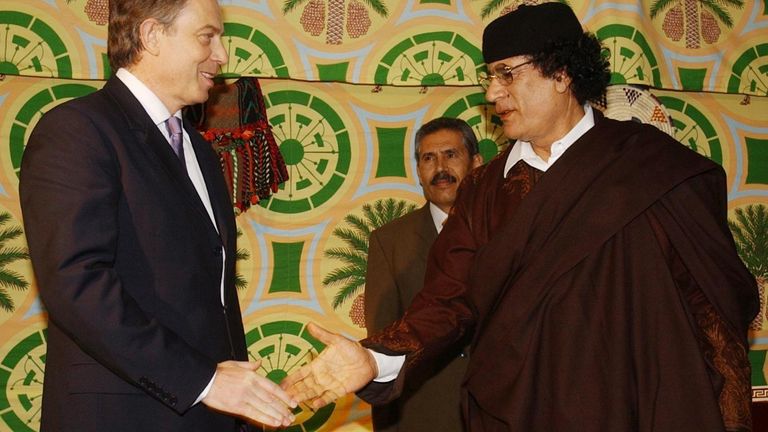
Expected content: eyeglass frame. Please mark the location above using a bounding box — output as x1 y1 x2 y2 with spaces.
477 60 533 90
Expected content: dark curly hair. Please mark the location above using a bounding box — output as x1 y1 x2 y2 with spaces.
529 32 610 105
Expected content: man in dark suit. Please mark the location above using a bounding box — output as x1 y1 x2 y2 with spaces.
364 118 482 431
19 0 296 430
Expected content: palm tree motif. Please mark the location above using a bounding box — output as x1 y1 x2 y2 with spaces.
478 0 569 20
728 204 768 331
234 228 250 291
283 0 388 45
650 0 744 49
322 198 416 326
0 212 30 312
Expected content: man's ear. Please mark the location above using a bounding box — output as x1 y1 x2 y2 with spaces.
138 18 163 56
554 72 572 94
472 153 483 168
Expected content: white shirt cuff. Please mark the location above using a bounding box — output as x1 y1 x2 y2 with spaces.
194 371 216 405
369 349 405 382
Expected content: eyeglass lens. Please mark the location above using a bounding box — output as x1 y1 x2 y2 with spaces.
479 61 531 89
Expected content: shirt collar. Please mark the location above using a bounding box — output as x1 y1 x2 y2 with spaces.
504 104 595 175
428 202 448 234
116 68 181 126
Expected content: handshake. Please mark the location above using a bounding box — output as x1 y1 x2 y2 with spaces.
202 323 377 428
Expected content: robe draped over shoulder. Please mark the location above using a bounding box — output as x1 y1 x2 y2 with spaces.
360 114 758 431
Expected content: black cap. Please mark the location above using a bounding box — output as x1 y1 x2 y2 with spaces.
482 3 583 64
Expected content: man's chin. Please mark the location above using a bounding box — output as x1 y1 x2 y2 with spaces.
190 89 212 104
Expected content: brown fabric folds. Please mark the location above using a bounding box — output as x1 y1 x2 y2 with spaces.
648 208 751 431
359 113 758 431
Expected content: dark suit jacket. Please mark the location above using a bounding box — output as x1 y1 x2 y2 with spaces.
364 204 467 432
19 77 248 431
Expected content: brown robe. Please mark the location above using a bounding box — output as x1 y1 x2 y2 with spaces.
359 113 758 431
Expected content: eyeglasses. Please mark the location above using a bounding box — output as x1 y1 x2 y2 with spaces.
477 61 533 90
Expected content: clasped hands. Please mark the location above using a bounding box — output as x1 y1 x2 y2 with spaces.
203 323 376 427
280 322 378 409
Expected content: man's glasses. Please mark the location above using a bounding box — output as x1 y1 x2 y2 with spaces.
477 61 533 90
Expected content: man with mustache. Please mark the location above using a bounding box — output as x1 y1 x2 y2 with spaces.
282 3 758 430
365 117 482 431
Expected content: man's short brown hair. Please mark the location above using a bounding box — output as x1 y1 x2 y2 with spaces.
108 0 189 71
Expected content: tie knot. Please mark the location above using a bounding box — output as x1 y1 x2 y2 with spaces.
165 116 185 163
166 116 182 136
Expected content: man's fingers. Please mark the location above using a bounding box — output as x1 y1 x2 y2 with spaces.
253 374 297 408
249 398 294 426
245 403 288 428
243 382 296 427
280 364 311 390
283 376 316 402
310 390 339 410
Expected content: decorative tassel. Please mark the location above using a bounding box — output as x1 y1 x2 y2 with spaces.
189 77 289 214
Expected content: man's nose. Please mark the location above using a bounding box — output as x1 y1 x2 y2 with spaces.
435 156 446 171
211 37 228 66
485 79 505 103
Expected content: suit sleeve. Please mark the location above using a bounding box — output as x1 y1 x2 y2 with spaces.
364 229 403 335
19 106 215 412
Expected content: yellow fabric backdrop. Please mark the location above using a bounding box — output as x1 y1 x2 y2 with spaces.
0 1 766 430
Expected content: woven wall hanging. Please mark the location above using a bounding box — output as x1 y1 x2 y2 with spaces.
591 84 676 137
187 77 288 215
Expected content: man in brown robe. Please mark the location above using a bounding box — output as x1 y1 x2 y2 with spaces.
282 4 759 431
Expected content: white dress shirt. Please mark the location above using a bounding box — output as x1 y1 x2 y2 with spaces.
429 202 449 234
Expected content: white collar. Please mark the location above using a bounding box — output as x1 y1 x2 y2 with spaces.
116 68 181 126
428 202 448 234
504 104 595 175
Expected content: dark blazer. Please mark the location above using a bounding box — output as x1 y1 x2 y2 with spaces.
19 77 247 431
364 204 467 432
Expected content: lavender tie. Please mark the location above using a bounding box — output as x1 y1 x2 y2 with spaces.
165 116 186 168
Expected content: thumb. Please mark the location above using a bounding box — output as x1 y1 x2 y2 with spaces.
232 360 260 370
307 322 338 345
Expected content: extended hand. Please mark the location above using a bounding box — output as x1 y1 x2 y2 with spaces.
202 360 297 427
281 322 377 409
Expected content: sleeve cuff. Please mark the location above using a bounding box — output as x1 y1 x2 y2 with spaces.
193 371 216 405
368 349 405 382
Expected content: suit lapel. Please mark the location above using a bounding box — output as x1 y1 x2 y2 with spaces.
188 121 234 251
415 204 438 247
103 78 220 236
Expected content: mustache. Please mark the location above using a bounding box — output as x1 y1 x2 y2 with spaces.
430 171 457 185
